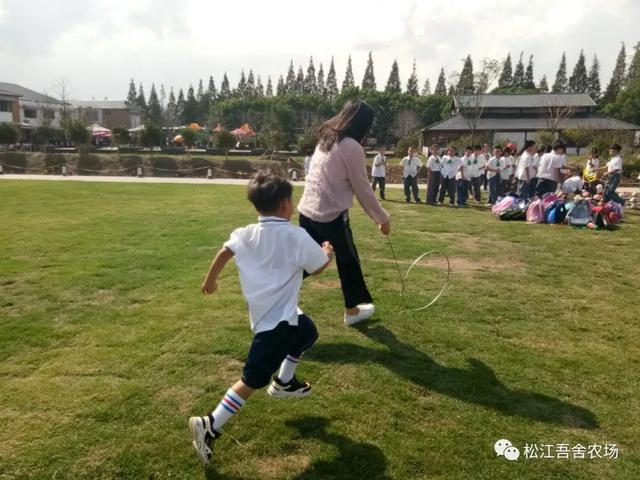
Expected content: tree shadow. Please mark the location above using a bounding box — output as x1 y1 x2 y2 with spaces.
308 323 599 429
202 416 389 480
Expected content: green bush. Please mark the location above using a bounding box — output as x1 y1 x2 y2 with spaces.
77 154 102 175
151 156 178 177
44 153 67 173
0 152 27 172
395 134 419 158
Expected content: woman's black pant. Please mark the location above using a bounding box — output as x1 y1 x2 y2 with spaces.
300 211 372 309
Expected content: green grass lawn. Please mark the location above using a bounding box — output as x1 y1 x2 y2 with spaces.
1 180 639 479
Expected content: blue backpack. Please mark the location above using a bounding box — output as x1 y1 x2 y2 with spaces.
545 200 567 224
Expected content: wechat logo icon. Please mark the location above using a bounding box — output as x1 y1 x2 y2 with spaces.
495 439 520 461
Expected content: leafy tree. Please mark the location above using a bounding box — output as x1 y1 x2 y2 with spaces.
498 53 513 89
385 60 401 94
538 75 549 93
604 77 640 126
627 42 640 85
512 52 525 89
0 123 18 145
215 129 236 159
285 61 297 94
266 77 274 97
326 57 339 99
524 55 536 90
33 124 58 151
140 120 164 152
147 84 163 124
66 119 91 153
180 126 197 148
304 57 317 95
552 52 568 93
587 55 601 102
135 83 147 111
126 79 137 106
220 73 231 99
406 59 419 96
112 127 131 146
456 55 474 94
434 68 447 96
342 56 355 91
317 64 326 97
421 79 431 96
603 43 627 104
361 51 376 91
569 50 588 93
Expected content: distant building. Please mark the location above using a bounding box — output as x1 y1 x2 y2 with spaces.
421 93 640 150
0 82 67 140
72 100 143 130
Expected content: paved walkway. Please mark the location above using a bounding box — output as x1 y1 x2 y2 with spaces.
1 174 638 195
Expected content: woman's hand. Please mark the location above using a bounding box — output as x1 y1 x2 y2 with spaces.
379 222 391 236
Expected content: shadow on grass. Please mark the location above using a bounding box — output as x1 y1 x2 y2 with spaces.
309 323 599 430
203 416 389 480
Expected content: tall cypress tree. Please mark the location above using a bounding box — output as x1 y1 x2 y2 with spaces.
587 55 601 101
220 74 231 99
147 84 162 124
361 51 376 91
176 88 185 123
627 42 640 84
304 57 317 94
183 85 198 123
434 68 447 96
256 76 264 97
285 61 296 94
569 50 588 93
207 76 217 102
276 76 285 96
135 83 147 110
524 55 536 90
342 55 355 90
196 79 204 101
165 87 177 126
538 75 549 93
456 55 474 94
603 43 627 104
498 53 513 89
247 70 256 96
159 84 166 109
237 70 247 97
295 66 305 95
326 57 339 98
266 77 274 97
317 63 326 97
512 52 525 89
385 59 401 94
552 52 568 93
126 79 137 106
406 59 419 96
421 79 431 96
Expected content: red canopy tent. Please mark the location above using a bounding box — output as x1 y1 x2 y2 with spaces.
212 123 225 132
231 123 256 137
88 124 112 138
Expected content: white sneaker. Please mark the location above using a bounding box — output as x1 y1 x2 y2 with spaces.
344 304 375 326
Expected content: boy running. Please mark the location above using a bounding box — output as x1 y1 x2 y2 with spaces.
190 171 334 464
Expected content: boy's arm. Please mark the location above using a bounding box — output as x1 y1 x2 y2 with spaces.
202 246 235 295
309 242 334 276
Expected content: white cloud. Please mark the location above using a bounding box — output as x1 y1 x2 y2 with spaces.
0 0 637 100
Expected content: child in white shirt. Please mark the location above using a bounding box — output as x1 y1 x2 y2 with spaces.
371 146 387 200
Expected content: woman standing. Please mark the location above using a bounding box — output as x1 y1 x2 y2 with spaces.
298 101 391 326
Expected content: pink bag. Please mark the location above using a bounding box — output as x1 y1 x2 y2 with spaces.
492 196 516 216
542 193 558 209
526 198 545 223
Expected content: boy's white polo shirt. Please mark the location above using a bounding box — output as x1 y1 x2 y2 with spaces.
224 216 328 334
607 155 623 173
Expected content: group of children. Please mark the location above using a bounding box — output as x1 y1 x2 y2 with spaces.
370 142 626 208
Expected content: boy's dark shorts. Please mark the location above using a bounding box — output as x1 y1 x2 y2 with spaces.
241 313 318 389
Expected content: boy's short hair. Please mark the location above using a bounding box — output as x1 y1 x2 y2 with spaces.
552 140 565 151
610 143 622 152
473 144 482 150
465 145 473 151
247 170 292 214
591 147 599 155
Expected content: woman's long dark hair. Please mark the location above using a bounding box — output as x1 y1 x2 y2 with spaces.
316 100 374 152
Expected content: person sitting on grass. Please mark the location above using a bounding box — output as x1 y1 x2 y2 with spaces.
561 168 586 196
191 171 334 464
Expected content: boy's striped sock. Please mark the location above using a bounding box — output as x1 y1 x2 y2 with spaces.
277 355 300 383
210 389 245 430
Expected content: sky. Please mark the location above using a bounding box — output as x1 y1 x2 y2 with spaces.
0 0 638 102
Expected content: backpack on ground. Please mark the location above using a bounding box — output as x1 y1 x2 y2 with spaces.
545 200 567 224
499 199 529 221
492 196 516 216
566 199 593 227
526 198 546 223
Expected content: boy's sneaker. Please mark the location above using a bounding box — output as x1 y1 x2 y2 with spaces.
344 303 375 326
188 415 221 464
267 376 312 398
